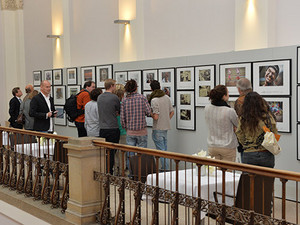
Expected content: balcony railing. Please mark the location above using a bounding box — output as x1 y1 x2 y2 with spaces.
0 127 69 213
92 140 300 225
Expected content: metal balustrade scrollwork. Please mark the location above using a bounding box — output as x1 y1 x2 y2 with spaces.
0 127 69 214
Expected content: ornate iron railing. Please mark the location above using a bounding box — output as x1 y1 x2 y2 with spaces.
0 127 69 213
93 140 300 225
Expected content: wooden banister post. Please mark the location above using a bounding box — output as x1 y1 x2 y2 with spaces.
64 137 105 225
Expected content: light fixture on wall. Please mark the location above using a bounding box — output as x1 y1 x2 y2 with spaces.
114 19 130 25
46 35 61 39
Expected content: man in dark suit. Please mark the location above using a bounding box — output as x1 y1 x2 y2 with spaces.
8 87 23 129
30 80 56 133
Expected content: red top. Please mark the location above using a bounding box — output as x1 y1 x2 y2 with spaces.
75 89 91 123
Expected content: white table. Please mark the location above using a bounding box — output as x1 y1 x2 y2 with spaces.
145 168 241 219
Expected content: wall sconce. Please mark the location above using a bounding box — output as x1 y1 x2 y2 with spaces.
46 35 61 39
114 20 130 25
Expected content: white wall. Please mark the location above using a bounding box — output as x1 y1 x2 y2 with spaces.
23 0 53 83
0 10 8 126
141 0 235 60
68 0 119 66
275 0 300 47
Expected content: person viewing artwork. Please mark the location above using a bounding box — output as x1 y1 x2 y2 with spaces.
84 88 102 137
8 87 23 129
235 92 277 168
204 85 238 162
20 90 38 130
235 92 278 216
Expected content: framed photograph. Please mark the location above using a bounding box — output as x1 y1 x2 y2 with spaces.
81 66 96 84
54 106 67 126
143 91 153 127
53 86 66 105
195 65 216 106
176 91 195 131
158 68 175 106
114 71 128 85
297 47 300 84
96 65 113 88
67 85 81 98
128 70 142 93
33 71 42 86
143 69 158 91
297 124 300 160
253 59 291 96
264 97 290 133
298 86 300 122
53 69 63 85
44 70 53 85
67 67 78 85
176 67 195 90
219 63 251 96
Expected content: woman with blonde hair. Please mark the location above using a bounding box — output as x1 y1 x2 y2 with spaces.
20 90 38 130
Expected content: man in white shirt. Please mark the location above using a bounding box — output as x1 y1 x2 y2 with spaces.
30 80 56 133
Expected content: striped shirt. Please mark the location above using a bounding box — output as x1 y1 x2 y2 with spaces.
205 104 238 149
121 93 151 131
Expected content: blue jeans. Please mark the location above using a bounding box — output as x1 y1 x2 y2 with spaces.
126 135 148 169
242 151 275 168
152 130 169 170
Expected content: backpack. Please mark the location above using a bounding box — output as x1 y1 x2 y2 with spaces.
64 90 87 122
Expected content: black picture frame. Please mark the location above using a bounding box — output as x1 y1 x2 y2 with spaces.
264 97 291 133
252 59 291 96
96 64 113 88
195 64 216 107
219 62 252 96
53 85 66 105
176 90 196 131
44 70 53 85
158 67 176 106
53 69 63 85
297 124 300 160
33 71 42 86
114 71 128 86
67 67 78 85
54 105 67 126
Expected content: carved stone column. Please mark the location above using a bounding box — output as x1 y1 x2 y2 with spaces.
64 137 105 225
1 0 23 10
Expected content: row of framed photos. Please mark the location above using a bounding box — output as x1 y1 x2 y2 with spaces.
33 58 291 108
33 64 113 88
143 89 291 133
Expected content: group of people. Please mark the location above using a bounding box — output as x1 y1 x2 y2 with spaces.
9 81 56 133
9 76 277 171
72 79 174 174
205 77 277 169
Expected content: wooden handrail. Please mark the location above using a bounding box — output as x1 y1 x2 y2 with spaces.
0 126 69 141
93 140 300 182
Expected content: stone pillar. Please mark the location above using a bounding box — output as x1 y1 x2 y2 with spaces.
64 137 105 225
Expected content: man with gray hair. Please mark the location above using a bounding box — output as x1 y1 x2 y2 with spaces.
234 78 252 117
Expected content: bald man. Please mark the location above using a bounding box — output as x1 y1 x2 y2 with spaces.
29 80 56 133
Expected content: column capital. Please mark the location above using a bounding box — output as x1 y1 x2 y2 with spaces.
1 0 23 10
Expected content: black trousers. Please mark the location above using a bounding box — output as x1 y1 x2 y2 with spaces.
75 121 87 137
99 128 120 174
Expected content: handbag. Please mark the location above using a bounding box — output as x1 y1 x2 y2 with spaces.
261 114 281 155
16 113 25 124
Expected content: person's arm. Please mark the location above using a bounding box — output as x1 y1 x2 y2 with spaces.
120 100 126 129
144 97 151 117
230 109 238 128
235 119 245 146
150 99 159 120
169 111 174 119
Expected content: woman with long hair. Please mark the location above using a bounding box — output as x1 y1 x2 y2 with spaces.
236 91 277 168
235 91 277 216
205 85 238 162
21 90 38 130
